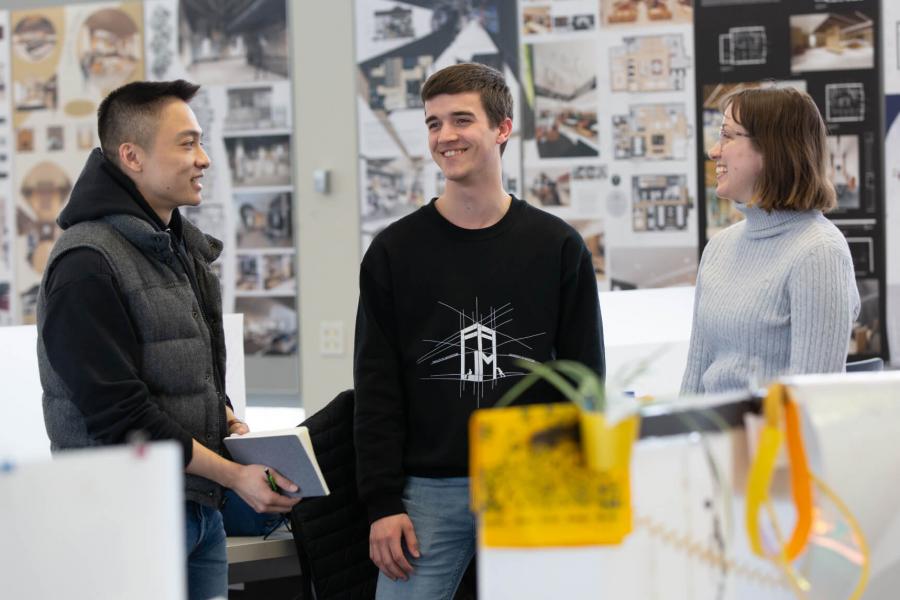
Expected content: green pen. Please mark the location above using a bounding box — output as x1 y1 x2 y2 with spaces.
264 468 280 493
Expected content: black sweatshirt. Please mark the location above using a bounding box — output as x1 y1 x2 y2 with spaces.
40 149 225 466
354 197 605 523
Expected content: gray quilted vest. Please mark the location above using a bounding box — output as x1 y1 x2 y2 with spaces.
36 213 228 507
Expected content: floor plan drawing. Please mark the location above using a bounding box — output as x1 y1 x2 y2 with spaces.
610 34 690 93
613 103 690 160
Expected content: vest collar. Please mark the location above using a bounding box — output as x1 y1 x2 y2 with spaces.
103 214 223 264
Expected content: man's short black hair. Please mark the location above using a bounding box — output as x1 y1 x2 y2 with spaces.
97 79 200 165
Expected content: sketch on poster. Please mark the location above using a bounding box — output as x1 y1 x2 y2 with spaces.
75 7 141 92
178 0 287 85
836 220 877 279
233 190 292 249
260 252 294 293
16 161 70 277
235 296 298 356
15 161 71 320
610 35 690 93
76 123 93 149
525 165 570 207
608 246 696 290
719 26 767 66
826 135 860 211
851 278 881 355
235 252 294 294
236 253 259 291
632 174 691 232
46 125 63 151
790 13 874 73
846 236 875 278
0 281 10 325
569 164 606 214
16 73 57 112
0 194 8 274
528 40 598 158
826 83 865 122
362 156 425 224
224 135 291 187
16 128 33 152
225 84 291 131
374 4 415 40
146 0 174 79
355 0 433 63
13 15 56 62
522 1 596 36
601 0 692 26
613 104 690 161
569 219 605 279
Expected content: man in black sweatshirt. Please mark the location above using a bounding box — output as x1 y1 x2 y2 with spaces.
36 80 300 600
354 63 605 599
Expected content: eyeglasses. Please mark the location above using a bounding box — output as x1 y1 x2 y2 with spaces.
718 125 752 146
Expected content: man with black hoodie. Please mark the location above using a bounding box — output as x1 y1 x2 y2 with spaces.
36 80 300 599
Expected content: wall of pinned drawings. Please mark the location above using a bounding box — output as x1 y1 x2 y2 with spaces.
354 0 700 291
0 0 298 392
354 0 892 362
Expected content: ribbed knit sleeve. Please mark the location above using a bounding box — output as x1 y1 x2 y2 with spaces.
787 244 860 375
680 272 710 395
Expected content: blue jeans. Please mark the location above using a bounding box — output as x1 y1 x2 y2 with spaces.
376 477 476 600
185 501 228 600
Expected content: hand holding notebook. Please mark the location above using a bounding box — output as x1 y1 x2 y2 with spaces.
224 427 330 498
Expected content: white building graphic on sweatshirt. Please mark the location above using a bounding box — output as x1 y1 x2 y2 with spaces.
417 299 545 401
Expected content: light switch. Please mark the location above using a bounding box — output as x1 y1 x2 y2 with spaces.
314 169 330 194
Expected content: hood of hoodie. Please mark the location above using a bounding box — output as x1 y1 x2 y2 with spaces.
57 148 171 233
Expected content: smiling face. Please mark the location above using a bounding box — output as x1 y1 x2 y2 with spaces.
708 103 764 204
424 91 511 185
132 98 210 219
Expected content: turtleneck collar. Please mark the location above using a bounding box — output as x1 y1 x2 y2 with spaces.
736 203 820 239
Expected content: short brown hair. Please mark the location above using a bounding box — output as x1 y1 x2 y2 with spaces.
723 87 835 212
421 63 513 154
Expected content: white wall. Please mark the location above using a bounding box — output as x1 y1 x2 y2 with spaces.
290 0 360 416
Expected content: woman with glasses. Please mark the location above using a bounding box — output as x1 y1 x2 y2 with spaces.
681 86 859 395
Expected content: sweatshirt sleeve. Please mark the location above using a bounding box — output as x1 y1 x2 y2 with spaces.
556 238 605 378
787 244 860 375
353 250 407 524
41 248 195 465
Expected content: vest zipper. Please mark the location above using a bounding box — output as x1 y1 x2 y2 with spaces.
170 236 226 403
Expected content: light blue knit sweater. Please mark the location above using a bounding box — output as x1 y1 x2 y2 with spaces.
680 204 860 395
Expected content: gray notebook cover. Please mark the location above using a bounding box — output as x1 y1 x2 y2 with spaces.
223 431 329 498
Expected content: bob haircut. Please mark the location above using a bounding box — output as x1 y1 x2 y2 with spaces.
420 63 513 155
723 86 836 212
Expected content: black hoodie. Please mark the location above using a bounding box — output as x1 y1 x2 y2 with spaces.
41 149 212 465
